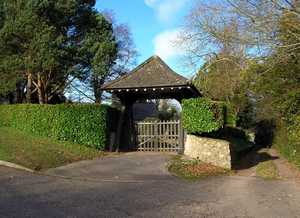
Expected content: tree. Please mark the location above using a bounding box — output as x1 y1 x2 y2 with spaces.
177 0 300 69
105 12 138 79
178 0 299 128
193 52 244 102
66 12 138 103
0 0 71 103
243 4 300 121
157 99 180 121
81 13 118 103
177 1 248 105
224 0 300 54
0 0 120 104
178 10 249 122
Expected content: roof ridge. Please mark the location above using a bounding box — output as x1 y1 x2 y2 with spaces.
128 56 156 74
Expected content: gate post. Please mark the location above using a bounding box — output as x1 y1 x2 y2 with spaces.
178 119 185 154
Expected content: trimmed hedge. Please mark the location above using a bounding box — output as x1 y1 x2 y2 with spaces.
0 104 118 150
182 98 225 134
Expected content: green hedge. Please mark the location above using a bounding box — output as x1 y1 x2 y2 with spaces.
274 116 300 169
0 104 118 150
182 98 225 134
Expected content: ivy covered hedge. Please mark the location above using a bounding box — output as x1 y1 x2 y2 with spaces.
182 98 225 134
0 104 118 150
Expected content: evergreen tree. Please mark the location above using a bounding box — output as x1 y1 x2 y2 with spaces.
81 14 117 103
0 0 118 104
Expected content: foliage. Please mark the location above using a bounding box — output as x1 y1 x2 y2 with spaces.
104 12 138 77
0 0 121 104
178 0 299 61
236 99 256 129
81 13 118 103
254 120 276 147
65 13 138 103
223 102 237 127
217 127 255 154
246 55 300 123
243 7 300 168
192 53 253 130
0 127 104 171
273 117 300 169
179 0 300 169
0 0 70 102
157 99 180 121
0 104 118 149
182 98 225 134
193 53 244 103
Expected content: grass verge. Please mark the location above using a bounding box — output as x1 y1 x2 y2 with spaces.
256 160 279 179
0 127 105 171
168 156 230 181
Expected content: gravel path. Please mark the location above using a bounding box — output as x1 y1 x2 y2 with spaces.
268 149 300 182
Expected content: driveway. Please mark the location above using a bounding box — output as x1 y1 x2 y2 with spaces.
1 153 300 218
46 152 173 181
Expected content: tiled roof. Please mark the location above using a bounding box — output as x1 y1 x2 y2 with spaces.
101 56 189 90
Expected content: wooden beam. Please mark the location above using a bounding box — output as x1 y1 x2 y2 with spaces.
115 105 125 152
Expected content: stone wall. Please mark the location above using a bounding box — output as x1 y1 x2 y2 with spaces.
184 135 232 169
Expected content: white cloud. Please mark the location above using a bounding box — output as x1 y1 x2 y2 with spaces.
144 0 188 22
158 0 187 22
144 0 158 7
153 29 184 60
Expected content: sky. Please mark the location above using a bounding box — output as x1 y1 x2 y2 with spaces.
96 0 194 78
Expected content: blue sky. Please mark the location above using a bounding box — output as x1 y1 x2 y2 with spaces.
96 0 194 77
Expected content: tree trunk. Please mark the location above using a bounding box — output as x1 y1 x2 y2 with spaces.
37 73 44 104
26 72 32 103
94 89 102 103
44 92 48 104
16 81 25 103
93 76 104 104
7 92 15 104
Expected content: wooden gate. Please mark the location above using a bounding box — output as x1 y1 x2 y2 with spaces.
135 120 183 152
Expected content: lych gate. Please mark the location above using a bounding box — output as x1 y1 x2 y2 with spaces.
101 55 201 153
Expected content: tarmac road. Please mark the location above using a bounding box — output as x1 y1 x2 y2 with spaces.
1 153 300 218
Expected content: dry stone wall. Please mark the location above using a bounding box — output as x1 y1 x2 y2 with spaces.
184 135 232 169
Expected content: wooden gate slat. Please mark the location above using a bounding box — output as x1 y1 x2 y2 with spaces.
146 122 149 151
135 119 181 152
150 122 152 151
